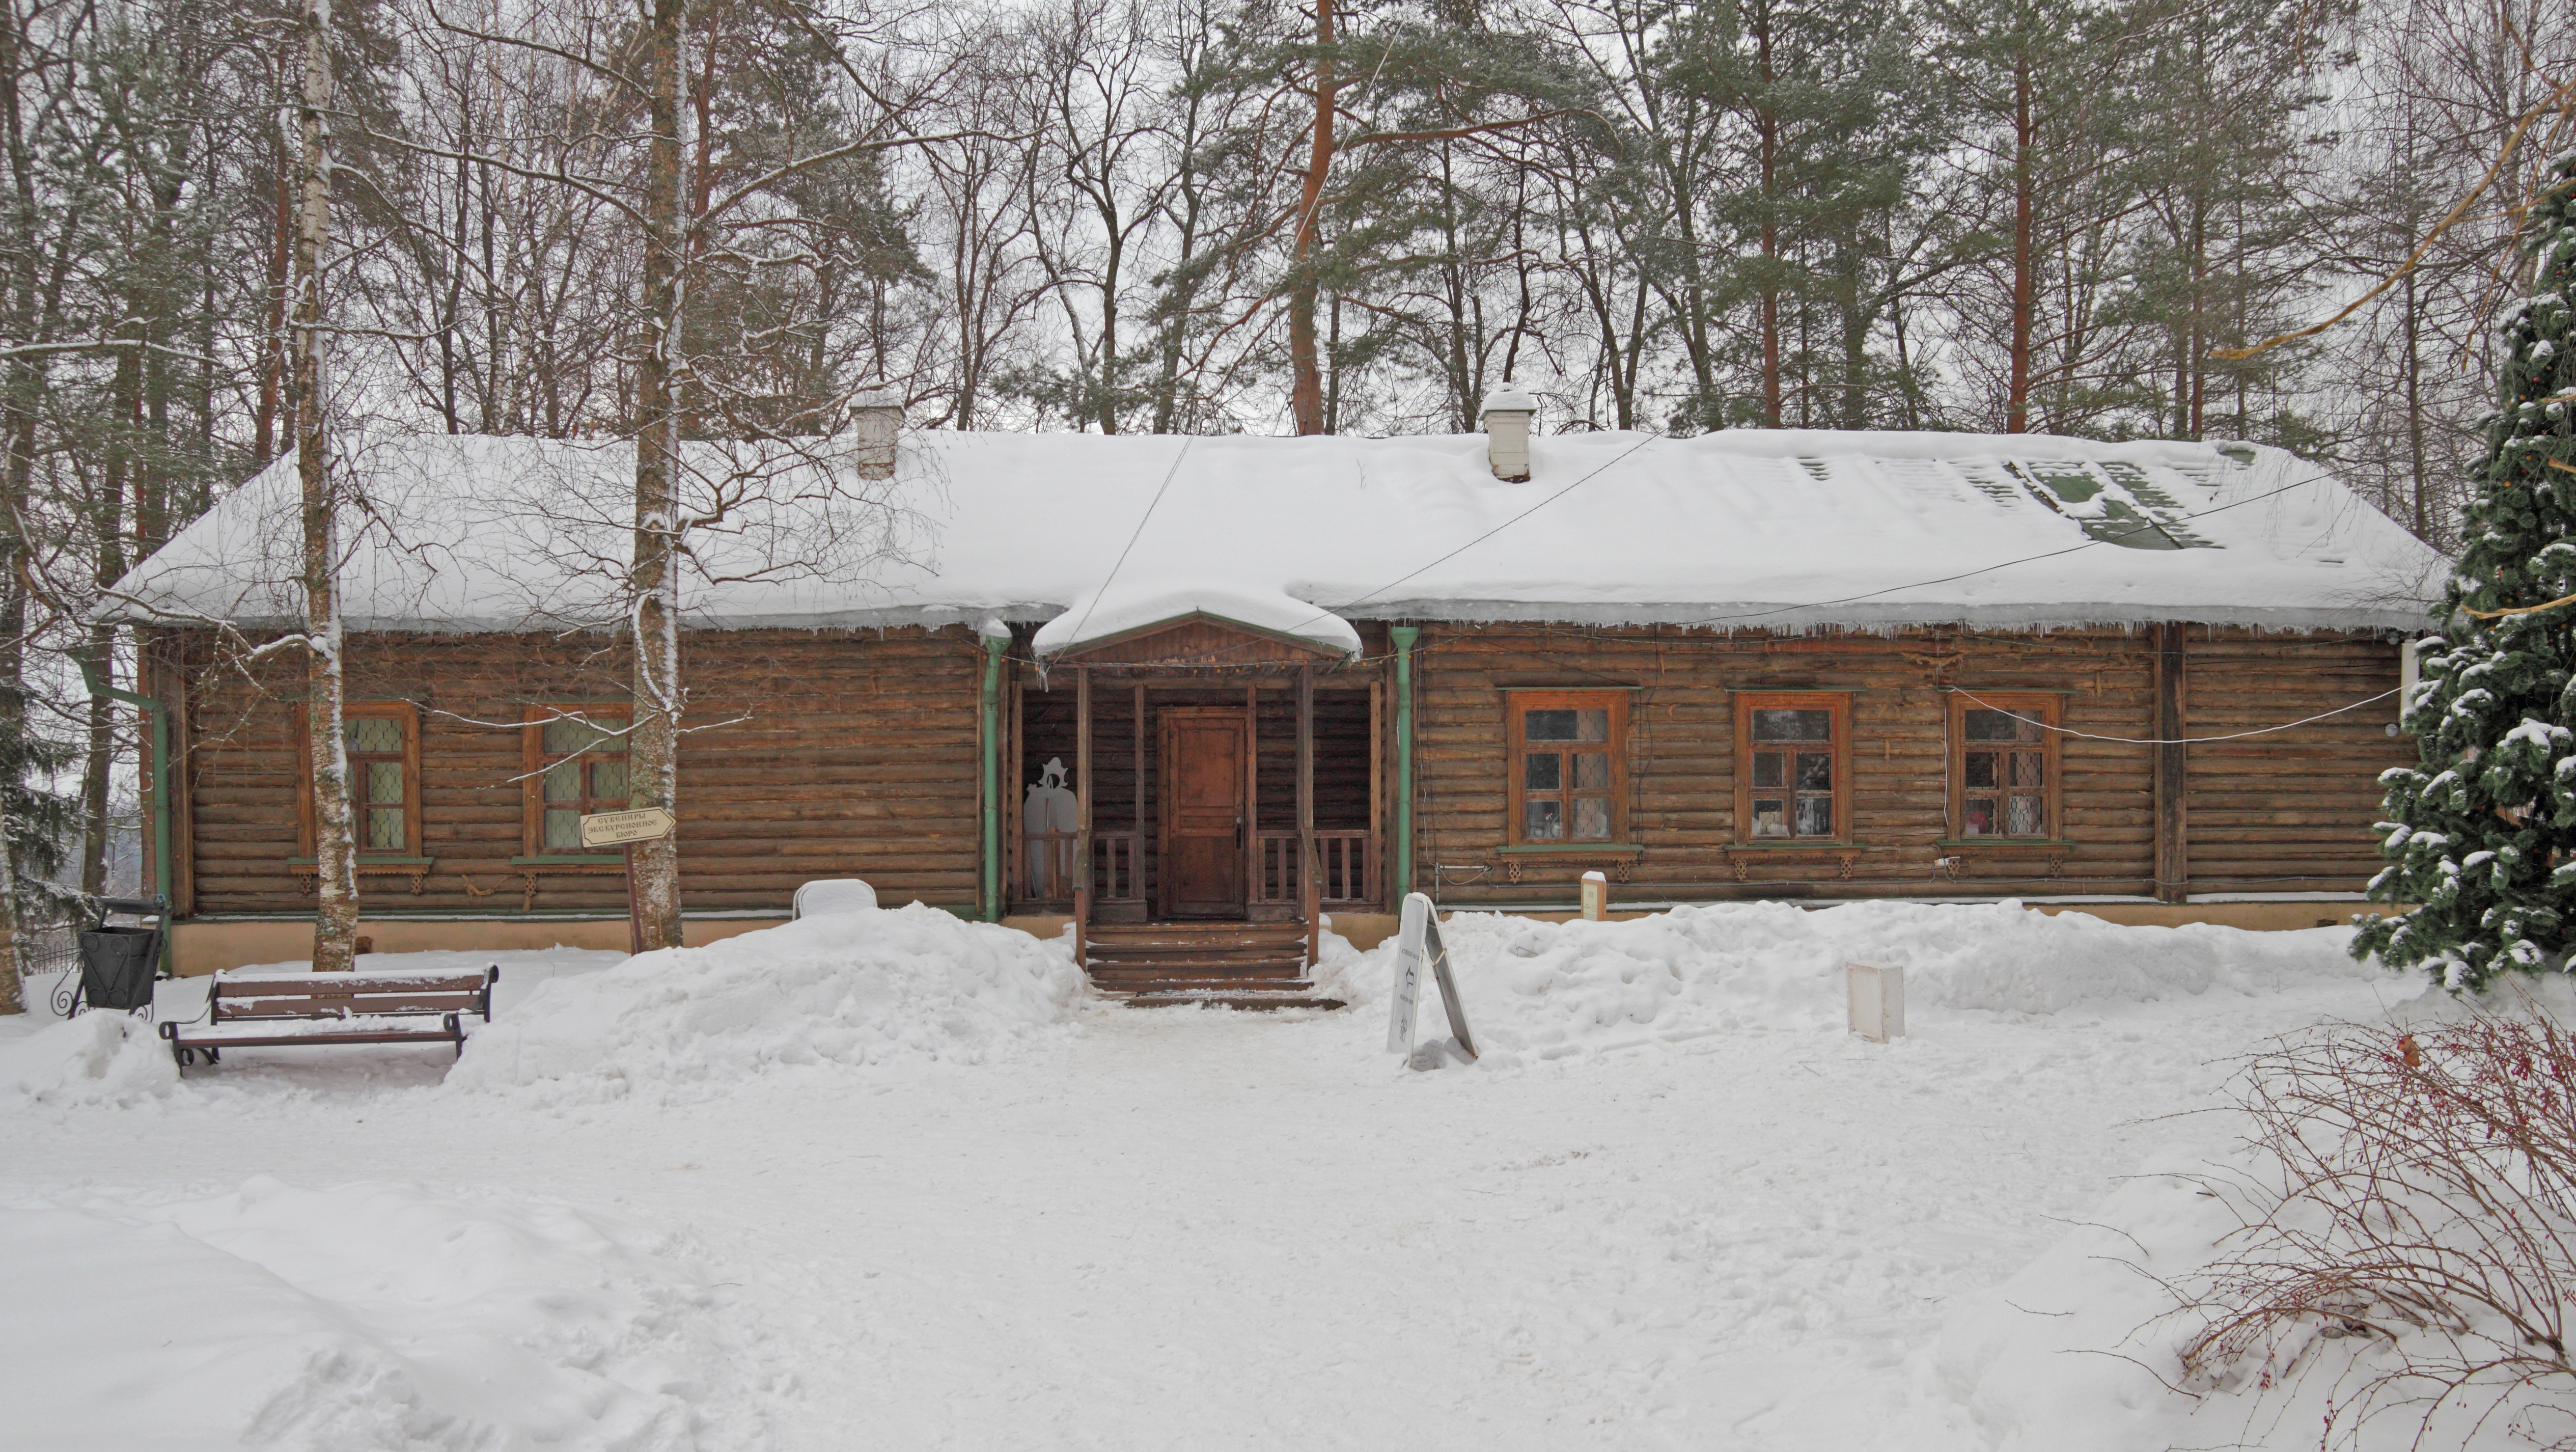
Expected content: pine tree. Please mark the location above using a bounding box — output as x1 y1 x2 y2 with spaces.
2355 153 2576 990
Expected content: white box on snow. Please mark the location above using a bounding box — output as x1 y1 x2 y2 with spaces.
1848 962 1905 1042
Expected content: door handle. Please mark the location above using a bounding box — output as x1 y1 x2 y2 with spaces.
1235 817 1244 847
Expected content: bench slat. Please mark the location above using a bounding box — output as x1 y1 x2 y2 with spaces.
217 992 484 1018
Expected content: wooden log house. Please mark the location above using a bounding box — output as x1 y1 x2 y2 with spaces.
104 398 2444 983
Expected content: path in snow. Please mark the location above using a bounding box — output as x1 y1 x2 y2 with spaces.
0 940 2413 1451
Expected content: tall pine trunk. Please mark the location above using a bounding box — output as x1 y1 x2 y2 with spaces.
2006 53 2035 434
291 0 358 973
1287 0 1334 435
627 0 688 952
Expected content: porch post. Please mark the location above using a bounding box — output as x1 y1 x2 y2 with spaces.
1298 665 1317 968
1076 666 1092 966
1390 626 1419 901
979 627 1007 921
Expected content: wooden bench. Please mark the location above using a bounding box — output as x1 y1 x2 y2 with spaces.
160 966 500 1067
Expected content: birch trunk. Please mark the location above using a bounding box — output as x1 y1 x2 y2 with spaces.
291 0 358 973
627 0 688 951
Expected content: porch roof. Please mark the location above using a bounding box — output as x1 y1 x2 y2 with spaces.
102 427 2444 637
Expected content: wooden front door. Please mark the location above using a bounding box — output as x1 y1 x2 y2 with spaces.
1158 706 1248 918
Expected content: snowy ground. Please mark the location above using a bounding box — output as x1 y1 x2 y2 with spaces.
0 903 2446 1450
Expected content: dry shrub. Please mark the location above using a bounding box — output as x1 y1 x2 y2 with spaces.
2178 1010 2576 1448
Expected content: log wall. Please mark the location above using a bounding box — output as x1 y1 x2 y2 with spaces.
161 618 2404 922
1406 622 2406 908
171 625 981 917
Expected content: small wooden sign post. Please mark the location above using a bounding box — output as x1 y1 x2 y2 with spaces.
580 807 677 956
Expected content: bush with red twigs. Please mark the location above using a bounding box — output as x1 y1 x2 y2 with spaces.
2175 1010 2576 1448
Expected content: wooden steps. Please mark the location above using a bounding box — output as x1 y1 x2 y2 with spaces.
1085 921 1343 1011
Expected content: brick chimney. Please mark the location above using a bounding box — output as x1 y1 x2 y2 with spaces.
848 388 901 480
1482 386 1536 481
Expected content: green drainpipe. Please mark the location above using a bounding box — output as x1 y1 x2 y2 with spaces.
76 656 172 970
979 624 1009 921
1390 625 1418 901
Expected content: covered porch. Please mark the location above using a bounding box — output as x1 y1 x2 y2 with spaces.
1001 607 1384 991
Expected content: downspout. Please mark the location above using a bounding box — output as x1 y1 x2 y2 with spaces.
978 622 1010 922
76 655 172 971
1390 625 1418 901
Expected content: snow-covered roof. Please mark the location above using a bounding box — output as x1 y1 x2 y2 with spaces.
101 428 2444 638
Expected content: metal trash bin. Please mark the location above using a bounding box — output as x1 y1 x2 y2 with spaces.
73 896 166 1015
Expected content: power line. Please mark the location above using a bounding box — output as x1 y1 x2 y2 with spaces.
1947 686 2401 744
1057 437 1193 650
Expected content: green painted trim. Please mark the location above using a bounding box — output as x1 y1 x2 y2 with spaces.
1391 626 1419 899
1933 839 2078 849
981 634 1007 922
510 854 626 866
1499 843 1644 855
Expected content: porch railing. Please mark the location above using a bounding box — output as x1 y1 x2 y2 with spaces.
1255 831 1374 905
1020 831 1141 904
1091 831 1140 902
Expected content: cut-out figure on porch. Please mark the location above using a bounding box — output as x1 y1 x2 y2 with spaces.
1024 758 1079 897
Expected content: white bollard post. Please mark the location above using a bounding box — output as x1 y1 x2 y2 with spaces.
1848 962 1905 1043
1579 870 1608 921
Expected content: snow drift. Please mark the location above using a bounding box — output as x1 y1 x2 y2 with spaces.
1322 900 2391 1060
3 1178 744 1451
0 1011 177 1105
450 902 1083 1101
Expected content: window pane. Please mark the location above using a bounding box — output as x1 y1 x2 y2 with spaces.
1525 709 1577 742
1964 753 1997 789
1752 752 1785 788
590 759 627 801
1573 798 1611 839
2011 751 2044 788
2008 797 2045 836
366 806 404 851
1525 800 1564 839
543 717 626 755
344 716 402 754
1795 796 1834 837
543 759 581 802
1963 709 2019 742
1964 798 1996 835
1572 753 1610 789
1750 799 1789 838
544 807 581 849
1525 753 1562 791
1753 708 1832 742
1796 753 1832 790
366 761 403 807
1575 709 1609 743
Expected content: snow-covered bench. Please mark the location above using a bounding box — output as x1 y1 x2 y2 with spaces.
159 965 500 1067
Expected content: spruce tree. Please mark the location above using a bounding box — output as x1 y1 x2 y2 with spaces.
2356 153 2576 990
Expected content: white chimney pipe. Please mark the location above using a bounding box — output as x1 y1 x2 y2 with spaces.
1482 386 1536 481
849 388 901 480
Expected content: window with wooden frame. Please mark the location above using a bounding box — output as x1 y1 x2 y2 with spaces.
1949 694 2061 840
1507 692 1628 844
522 708 631 857
1734 693 1852 842
294 702 422 858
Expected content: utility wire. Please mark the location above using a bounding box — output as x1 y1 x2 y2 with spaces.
1058 437 1193 649
1947 686 2402 745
